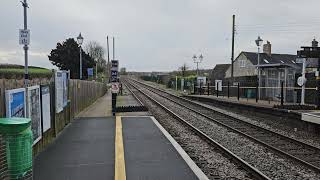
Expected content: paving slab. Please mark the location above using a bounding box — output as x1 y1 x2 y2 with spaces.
122 116 199 180
77 93 112 117
33 117 115 180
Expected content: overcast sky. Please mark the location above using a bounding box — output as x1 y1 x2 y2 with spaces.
1 0 320 72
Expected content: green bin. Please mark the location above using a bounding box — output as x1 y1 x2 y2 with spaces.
0 118 33 179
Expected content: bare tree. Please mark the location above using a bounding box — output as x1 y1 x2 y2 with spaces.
85 41 107 73
179 63 189 77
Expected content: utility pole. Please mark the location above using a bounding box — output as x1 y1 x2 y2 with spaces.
21 0 29 117
231 15 235 81
107 36 110 82
113 37 115 60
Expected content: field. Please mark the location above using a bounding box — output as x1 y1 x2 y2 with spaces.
0 64 52 79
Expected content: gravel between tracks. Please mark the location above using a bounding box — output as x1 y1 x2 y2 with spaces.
197 100 320 149
134 87 254 180
141 86 320 180
143 80 320 151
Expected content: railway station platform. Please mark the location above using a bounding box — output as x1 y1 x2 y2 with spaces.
33 116 208 180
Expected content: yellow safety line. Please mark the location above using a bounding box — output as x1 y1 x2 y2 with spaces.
115 116 126 180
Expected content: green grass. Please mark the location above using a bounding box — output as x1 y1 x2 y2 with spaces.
0 68 51 74
0 68 52 78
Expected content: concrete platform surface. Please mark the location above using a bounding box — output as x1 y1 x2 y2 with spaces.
302 111 320 125
122 116 204 180
33 115 207 180
33 117 115 180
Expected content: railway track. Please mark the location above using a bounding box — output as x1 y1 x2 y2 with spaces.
123 78 271 180
129 78 320 173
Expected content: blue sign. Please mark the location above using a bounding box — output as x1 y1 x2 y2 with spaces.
87 68 94 76
6 88 26 118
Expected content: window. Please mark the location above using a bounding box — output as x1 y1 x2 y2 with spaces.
240 60 246 67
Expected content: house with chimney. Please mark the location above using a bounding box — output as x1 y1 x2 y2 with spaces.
225 41 300 102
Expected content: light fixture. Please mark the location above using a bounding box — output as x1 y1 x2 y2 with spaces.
77 33 84 46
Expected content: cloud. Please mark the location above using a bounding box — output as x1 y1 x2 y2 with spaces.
1 0 320 72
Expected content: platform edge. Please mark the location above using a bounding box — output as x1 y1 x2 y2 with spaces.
150 116 209 180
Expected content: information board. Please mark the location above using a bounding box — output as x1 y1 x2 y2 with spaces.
41 86 51 133
28 86 42 145
55 71 64 113
62 72 68 107
55 71 69 113
111 60 119 82
5 88 26 118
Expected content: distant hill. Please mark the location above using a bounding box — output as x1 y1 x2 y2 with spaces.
0 64 52 79
0 64 48 70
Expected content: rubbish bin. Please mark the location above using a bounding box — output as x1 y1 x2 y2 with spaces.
0 118 33 179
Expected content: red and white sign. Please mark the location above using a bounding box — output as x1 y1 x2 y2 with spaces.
111 83 120 93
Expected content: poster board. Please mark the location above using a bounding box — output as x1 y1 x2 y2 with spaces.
41 85 51 133
55 71 68 113
62 72 68 107
5 88 26 118
28 86 42 145
55 71 64 113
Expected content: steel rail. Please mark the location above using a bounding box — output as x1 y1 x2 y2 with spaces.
130 78 320 172
124 79 271 180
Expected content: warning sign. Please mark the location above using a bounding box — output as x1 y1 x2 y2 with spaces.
111 83 120 94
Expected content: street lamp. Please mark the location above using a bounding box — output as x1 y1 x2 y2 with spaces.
77 33 84 79
193 54 203 76
255 36 263 100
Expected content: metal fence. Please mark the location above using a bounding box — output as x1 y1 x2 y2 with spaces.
194 83 317 106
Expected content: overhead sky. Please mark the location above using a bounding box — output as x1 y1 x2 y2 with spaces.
1 0 320 72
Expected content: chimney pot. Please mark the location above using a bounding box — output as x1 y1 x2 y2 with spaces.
263 41 272 56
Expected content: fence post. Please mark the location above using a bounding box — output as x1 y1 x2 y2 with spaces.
281 81 284 106
237 83 240 101
216 83 219 97
193 83 196 95
256 83 258 103
207 82 210 96
227 82 230 98
199 83 202 95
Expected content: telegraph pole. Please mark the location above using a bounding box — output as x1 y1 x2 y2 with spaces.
231 15 235 81
107 36 110 82
113 37 115 60
21 0 30 117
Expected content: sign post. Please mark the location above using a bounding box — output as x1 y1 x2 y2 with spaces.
20 0 30 117
111 60 119 116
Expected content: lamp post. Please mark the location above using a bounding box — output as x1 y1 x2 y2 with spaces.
193 54 203 76
77 33 84 79
255 36 263 100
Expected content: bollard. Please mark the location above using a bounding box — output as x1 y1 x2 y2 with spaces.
112 93 117 116
199 83 202 95
237 83 240 101
193 83 196 95
281 81 284 106
207 82 210 96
